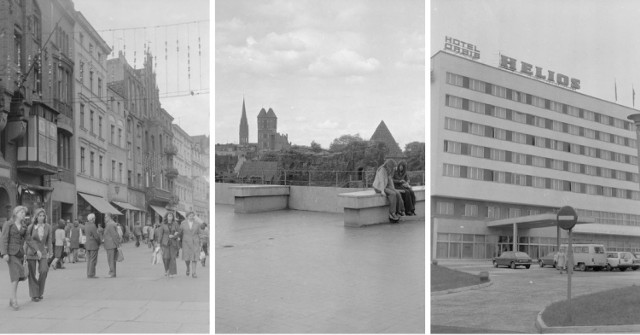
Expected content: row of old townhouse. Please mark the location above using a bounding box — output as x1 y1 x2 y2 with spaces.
0 0 210 230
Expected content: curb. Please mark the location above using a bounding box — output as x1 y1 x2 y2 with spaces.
535 308 640 333
431 281 492 296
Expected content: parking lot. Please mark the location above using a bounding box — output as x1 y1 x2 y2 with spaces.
431 259 640 333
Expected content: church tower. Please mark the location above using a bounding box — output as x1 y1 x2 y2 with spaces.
239 98 249 145
257 107 278 150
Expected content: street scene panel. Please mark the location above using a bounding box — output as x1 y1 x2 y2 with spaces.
216 0 425 333
432 0 640 332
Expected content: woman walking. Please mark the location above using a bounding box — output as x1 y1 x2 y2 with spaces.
24 208 53 302
53 220 66 269
179 212 202 278
1 206 29 310
199 223 209 267
68 220 80 263
158 214 180 277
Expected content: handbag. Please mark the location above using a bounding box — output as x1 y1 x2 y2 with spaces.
23 258 29 278
116 249 124 262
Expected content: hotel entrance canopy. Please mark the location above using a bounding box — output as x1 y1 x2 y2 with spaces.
487 213 595 229
487 212 640 250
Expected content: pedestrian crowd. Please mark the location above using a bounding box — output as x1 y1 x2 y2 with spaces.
0 206 209 310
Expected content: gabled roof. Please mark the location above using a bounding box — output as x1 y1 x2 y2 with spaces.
370 121 404 157
266 108 276 117
257 108 267 117
238 161 279 182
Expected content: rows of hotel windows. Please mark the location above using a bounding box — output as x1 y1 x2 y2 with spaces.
445 72 633 136
442 162 640 201
435 200 640 226
446 94 636 152
436 233 640 259
444 139 639 184
444 116 639 168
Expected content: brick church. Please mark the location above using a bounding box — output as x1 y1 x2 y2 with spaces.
239 98 291 151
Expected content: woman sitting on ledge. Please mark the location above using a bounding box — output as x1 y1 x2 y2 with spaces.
393 160 416 216
372 159 405 222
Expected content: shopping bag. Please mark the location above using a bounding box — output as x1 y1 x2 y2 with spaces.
116 249 124 262
199 251 206 261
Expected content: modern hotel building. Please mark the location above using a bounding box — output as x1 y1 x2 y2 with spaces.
431 48 640 260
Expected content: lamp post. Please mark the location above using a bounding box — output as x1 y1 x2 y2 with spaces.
627 114 640 192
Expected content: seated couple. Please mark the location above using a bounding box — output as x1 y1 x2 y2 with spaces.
372 159 417 222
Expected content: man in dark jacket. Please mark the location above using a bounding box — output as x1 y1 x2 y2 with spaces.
103 214 121 278
84 213 102 278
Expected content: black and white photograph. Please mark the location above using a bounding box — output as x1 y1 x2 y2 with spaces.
432 0 640 333
215 0 425 333
0 0 210 333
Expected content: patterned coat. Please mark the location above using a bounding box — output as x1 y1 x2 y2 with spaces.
0 221 27 256
179 220 201 262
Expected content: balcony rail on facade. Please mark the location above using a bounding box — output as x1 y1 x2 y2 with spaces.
215 169 426 188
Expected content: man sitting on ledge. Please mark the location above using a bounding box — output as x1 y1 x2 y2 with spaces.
372 159 405 222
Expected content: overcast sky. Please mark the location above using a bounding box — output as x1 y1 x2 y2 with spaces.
215 0 425 149
73 0 210 137
431 0 640 110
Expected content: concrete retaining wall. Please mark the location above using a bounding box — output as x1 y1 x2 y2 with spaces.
214 183 368 213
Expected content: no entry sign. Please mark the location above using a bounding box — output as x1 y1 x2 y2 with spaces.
557 206 578 230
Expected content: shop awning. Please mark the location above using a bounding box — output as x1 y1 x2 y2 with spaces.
112 201 143 211
150 205 168 218
78 193 123 215
176 210 187 219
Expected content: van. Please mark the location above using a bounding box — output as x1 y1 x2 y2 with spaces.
559 244 607 271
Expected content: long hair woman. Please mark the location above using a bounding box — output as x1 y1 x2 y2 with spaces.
25 208 53 302
158 213 180 277
1 206 29 310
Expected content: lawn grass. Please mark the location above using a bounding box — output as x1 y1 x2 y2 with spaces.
542 285 640 327
431 264 485 292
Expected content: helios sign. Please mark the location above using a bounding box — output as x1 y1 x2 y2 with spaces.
444 36 480 60
499 54 581 90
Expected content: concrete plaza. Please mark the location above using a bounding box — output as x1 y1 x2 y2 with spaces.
0 239 209 333
215 204 425 333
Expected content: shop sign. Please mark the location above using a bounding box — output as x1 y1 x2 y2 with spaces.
444 36 480 60
499 54 581 90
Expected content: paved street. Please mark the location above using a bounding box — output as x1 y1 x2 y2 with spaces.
432 260 640 333
0 239 209 333
215 204 425 334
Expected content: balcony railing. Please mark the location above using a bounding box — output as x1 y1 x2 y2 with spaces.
164 144 178 156
165 167 178 179
215 169 426 188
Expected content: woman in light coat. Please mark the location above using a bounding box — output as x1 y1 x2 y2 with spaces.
372 159 404 222
1 206 29 310
24 208 53 302
157 213 180 277
179 212 201 278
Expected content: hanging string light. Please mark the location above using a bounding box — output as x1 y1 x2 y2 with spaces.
198 22 202 90
111 30 115 56
176 24 179 94
187 23 191 92
164 27 168 95
134 29 137 68
122 30 126 58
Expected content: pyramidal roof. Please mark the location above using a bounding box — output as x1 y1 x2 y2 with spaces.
370 121 403 157
240 99 248 124
257 107 267 117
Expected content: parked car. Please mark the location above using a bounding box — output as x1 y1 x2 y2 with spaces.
631 253 640 271
606 252 635 271
493 251 532 269
538 252 558 268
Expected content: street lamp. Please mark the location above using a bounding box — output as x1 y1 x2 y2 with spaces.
627 113 640 192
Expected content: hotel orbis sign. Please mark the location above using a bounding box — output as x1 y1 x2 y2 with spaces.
444 36 480 60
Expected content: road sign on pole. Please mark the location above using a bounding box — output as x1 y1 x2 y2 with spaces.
557 205 578 325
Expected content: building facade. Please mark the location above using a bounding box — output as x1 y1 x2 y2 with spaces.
172 124 192 217
431 50 640 260
74 7 118 226
191 134 209 223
